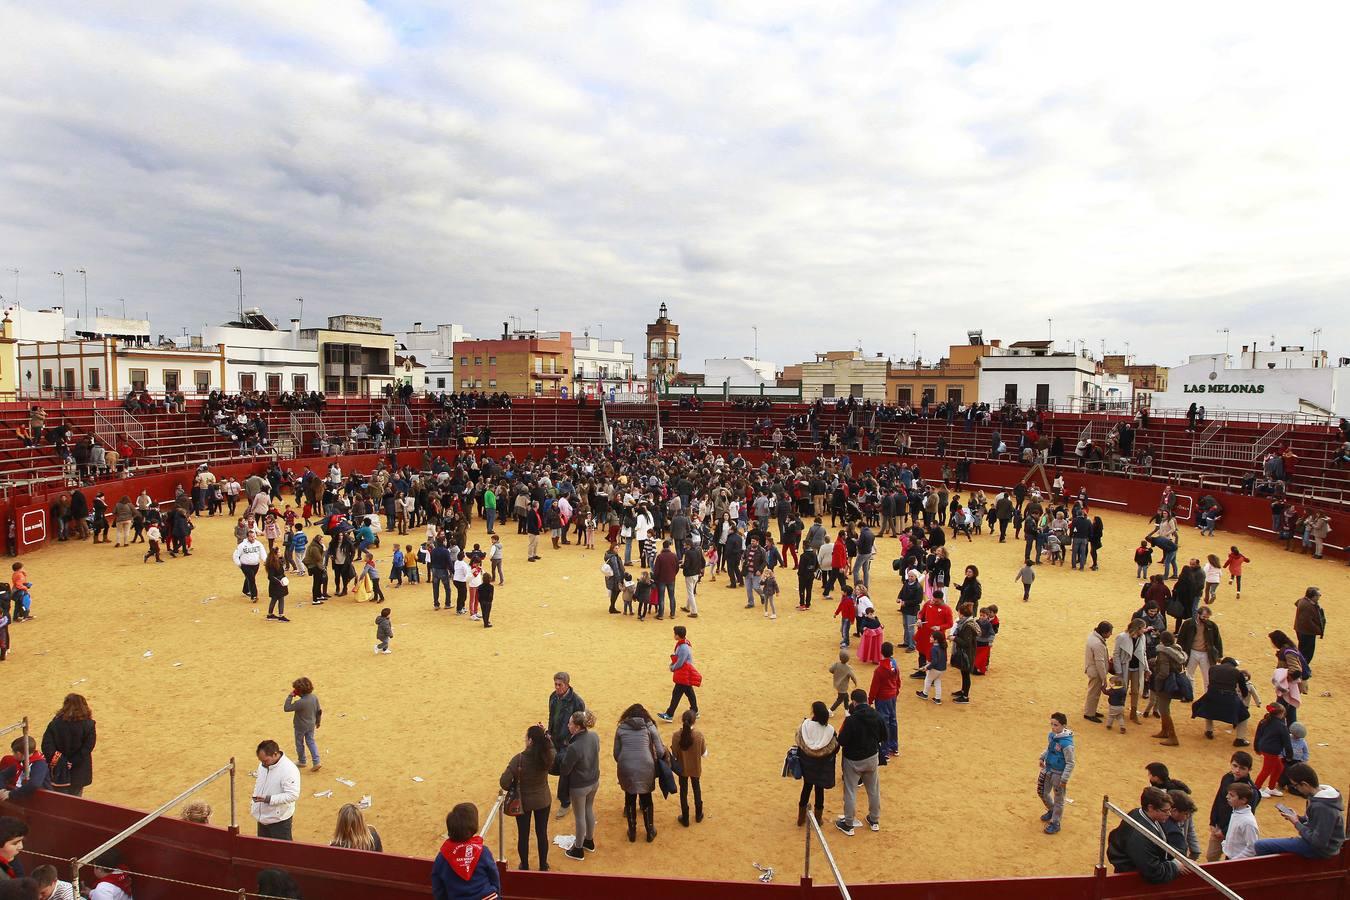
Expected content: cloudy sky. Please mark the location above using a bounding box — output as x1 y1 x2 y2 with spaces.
3 1 1349 369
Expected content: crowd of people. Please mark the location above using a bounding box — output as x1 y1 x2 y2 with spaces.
1 402 1344 896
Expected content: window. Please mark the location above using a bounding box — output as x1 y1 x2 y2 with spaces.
436 377 446 389
163 370 181 392
488 379 497 388
488 356 497 366
41 369 53 392
534 381 543 394
474 356 482 366
129 368 149 391
195 370 212 394
291 374 306 393
1035 383 1051 408
239 372 256 392
821 383 835 398
88 368 101 392
895 386 912 405
343 378 358 394
921 386 936 406
266 373 282 394
460 356 468 367
63 368 76 394
1004 383 1018 405
461 378 470 389
850 383 863 398
947 387 963 405
326 345 346 363
534 357 543 373
474 379 483 388
325 377 340 393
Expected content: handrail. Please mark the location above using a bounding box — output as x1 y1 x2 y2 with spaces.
0 718 31 780
804 810 853 899
478 791 506 862
71 759 236 895
1099 797 1244 900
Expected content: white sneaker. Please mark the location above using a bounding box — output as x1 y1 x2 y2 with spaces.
1259 788 1274 798
374 645 380 654
770 614 778 619
1269 788 1284 797
381 649 393 654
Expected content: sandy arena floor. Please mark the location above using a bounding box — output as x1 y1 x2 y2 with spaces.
4 504 1347 884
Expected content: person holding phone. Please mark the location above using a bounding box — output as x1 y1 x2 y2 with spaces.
1252 763 1345 859
251 739 301 840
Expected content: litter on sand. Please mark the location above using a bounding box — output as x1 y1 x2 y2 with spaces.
313 790 334 799
542 631 556 637
142 650 154 658
552 835 576 851
70 679 87 687
336 777 357 787
412 776 425 783
172 662 184 668
752 863 775 883
358 795 372 810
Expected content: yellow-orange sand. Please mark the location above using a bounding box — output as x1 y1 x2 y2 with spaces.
4 507 1347 884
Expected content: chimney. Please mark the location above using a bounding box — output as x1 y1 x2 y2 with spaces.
413 322 422 332
503 321 510 339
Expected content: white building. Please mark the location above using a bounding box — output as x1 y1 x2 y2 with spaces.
202 310 319 395
977 341 1133 410
16 337 225 399
704 357 775 387
1149 346 1350 418
0 305 152 343
572 335 634 397
396 322 472 393
1 306 70 342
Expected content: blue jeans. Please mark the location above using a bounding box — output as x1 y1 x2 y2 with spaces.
744 575 761 607
1071 539 1088 569
485 509 497 532
658 581 676 616
430 568 451 608
1135 563 1149 579
875 698 898 754
624 536 634 564
1163 551 1178 579
852 553 873 587
295 727 319 765
1253 837 1322 858
840 617 851 647
902 614 917 650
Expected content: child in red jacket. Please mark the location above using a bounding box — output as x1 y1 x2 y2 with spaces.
868 642 900 757
1223 546 1251 599
834 587 856 649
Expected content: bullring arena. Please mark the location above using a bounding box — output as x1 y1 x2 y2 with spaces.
3 396 1349 900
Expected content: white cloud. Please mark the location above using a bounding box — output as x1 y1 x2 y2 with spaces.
1 0 1348 368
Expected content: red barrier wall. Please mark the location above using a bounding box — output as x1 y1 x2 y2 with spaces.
3 792 1346 900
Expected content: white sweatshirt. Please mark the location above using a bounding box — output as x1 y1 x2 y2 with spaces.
233 539 266 567
1222 805 1259 860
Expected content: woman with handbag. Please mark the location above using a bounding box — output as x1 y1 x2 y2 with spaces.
671 710 706 827
41 693 96 797
613 704 666 843
498 724 555 871
265 548 290 622
950 603 979 704
794 701 838 827
1150 632 1188 747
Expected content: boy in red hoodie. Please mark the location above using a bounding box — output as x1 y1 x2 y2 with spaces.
433 802 500 900
868 641 900 757
834 586 856 649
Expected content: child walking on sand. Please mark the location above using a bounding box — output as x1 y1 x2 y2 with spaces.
1104 675 1128 733
9 562 32 621
403 544 420 584
1203 553 1223 604
834 586 856 649
1223 546 1250 599
390 545 406 588
468 562 483 620
143 523 164 563
375 607 393 654
761 569 780 620
1014 560 1035 602
916 627 947 704
829 649 857 714
1134 540 1153 579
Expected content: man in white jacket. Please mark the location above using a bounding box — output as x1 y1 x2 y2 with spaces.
251 739 300 840
233 535 267 602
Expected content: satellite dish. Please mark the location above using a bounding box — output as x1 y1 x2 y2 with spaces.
1208 371 1218 381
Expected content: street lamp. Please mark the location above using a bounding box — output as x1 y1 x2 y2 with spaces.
118 298 127 319
75 268 88 321
52 271 65 309
752 326 758 361
7 268 16 308
232 267 244 322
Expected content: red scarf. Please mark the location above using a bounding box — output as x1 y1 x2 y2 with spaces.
95 871 133 893
439 836 484 881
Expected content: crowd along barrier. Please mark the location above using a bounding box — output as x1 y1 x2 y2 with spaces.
3 790 1348 900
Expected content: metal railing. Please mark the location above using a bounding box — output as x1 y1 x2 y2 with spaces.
478 791 506 862
1098 797 1243 900
0 718 32 780
69 759 236 895
804 810 852 899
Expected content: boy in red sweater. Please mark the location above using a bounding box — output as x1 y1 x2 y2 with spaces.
834 587 856 649
869 641 900 757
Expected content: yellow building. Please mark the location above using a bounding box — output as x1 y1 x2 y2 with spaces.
886 340 999 407
0 314 17 401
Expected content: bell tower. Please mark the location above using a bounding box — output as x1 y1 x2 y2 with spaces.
645 302 679 393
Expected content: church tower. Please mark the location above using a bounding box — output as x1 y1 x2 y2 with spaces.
645 302 679 393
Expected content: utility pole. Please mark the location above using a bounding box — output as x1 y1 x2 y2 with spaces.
7 268 16 307
1216 328 1231 359
752 326 758 361
232 267 244 322
296 297 304 326
52 271 65 310
76 268 88 321
1047 318 1053 342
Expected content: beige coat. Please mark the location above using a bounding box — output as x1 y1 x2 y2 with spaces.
1084 631 1110 682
